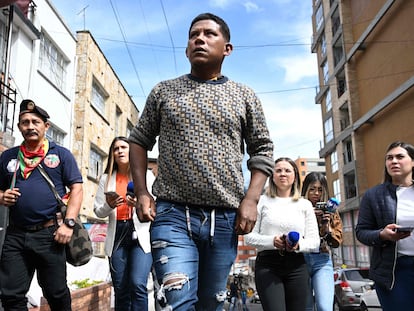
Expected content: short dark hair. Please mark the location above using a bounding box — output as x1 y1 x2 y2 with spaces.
383 141 414 183
189 13 231 42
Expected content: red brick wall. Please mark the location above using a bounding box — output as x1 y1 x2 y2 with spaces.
39 282 111 311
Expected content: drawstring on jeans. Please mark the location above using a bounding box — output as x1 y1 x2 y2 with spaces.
185 205 192 239
210 209 215 246
184 205 216 246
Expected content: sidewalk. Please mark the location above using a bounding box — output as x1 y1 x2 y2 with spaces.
27 256 155 311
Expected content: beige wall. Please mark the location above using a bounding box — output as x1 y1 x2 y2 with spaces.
73 31 139 220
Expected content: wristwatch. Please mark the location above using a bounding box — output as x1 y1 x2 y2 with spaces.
64 218 76 229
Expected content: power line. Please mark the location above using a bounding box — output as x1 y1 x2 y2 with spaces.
159 0 177 74
108 0 146 98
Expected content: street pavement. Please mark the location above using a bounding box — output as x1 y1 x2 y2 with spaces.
223 299 263 311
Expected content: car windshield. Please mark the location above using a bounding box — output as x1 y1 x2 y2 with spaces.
345 269 370 281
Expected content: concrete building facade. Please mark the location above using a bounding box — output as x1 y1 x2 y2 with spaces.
311 0 414 267
73 30 139 221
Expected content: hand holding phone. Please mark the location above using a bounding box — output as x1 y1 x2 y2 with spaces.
395 226 414 233
104 191 119 197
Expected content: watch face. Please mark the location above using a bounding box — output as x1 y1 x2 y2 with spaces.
65 218 76 228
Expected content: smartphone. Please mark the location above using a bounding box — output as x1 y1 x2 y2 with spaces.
395 227 414 233
104 191 119 197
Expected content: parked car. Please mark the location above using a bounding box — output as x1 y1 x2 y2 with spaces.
359 284 382 311
333 267 372 311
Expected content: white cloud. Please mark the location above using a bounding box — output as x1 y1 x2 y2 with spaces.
243 2 261 12
269 53 318 83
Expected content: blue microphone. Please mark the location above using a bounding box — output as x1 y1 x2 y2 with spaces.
126 181 135 198
326 197 340 213
286 231 300 247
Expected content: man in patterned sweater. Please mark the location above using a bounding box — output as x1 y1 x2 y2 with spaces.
129 12 274 311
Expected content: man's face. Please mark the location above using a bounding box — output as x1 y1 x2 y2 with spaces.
18 113 49 144
186 19 232 67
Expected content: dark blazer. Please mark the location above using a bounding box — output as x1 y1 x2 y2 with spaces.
355 181 399 290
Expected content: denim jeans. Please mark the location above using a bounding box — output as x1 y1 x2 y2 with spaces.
303 252 334 311
151 200 238 311
375 255 414 311
110 220 153 311
0 225 71 311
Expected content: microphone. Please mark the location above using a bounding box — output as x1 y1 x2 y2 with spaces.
126 181 135 198
326 197 340 213
286 231 300 247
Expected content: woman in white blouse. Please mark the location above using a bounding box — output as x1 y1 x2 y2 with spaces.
245 157 319 311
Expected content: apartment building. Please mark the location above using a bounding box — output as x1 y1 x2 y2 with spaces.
311 0 414 267
295 157 326 185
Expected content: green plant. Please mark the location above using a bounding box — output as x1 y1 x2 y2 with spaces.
70 278 102 289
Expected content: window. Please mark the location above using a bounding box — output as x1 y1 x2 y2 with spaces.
336 70 347 98
344 171 357 199
126 120 134 138
339 102 350 130
321 34 326 58
315 4 324 31
89 146 104 180
342 245 355 267
324 117 333 142
333 178 341 203
325 89 331 112
91 80 106 115
322 61 329 85
0 20 6 71
342 211 352 233
115 107 122 137
39 32 68 91
343 138 353 164
333 45 344 68
46 123 65 145
331 151 338 172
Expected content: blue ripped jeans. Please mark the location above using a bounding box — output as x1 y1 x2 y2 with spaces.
151 200 238 311
304 252 334 311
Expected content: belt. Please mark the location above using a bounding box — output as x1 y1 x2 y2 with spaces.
117 219 132 223
12 219 55 232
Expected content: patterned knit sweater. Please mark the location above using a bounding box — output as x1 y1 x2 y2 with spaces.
129 74 274 209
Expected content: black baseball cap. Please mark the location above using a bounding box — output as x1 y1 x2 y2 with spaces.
19 99 50 121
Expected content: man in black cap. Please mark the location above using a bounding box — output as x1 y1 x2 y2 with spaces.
0 99 83 310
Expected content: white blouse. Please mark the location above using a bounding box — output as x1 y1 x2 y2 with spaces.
245 195 320 253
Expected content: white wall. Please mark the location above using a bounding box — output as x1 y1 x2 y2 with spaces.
8 0 77 149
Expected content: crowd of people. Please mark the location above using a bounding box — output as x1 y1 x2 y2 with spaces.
0 10 412 311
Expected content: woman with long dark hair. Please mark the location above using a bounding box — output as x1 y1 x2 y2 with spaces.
94 136 155 310
301 172 342 311
356 141 414 311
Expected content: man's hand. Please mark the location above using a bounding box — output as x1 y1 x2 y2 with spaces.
136 192 156 222
0 188 20 207
54 224 74 244
235 197 258 235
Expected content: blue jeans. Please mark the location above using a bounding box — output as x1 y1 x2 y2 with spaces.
0 225 71 311
151 200 238 311
110 220 153 311
303 252 334 311
375 256 414 311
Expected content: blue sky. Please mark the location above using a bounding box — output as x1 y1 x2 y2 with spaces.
52 0 323 160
